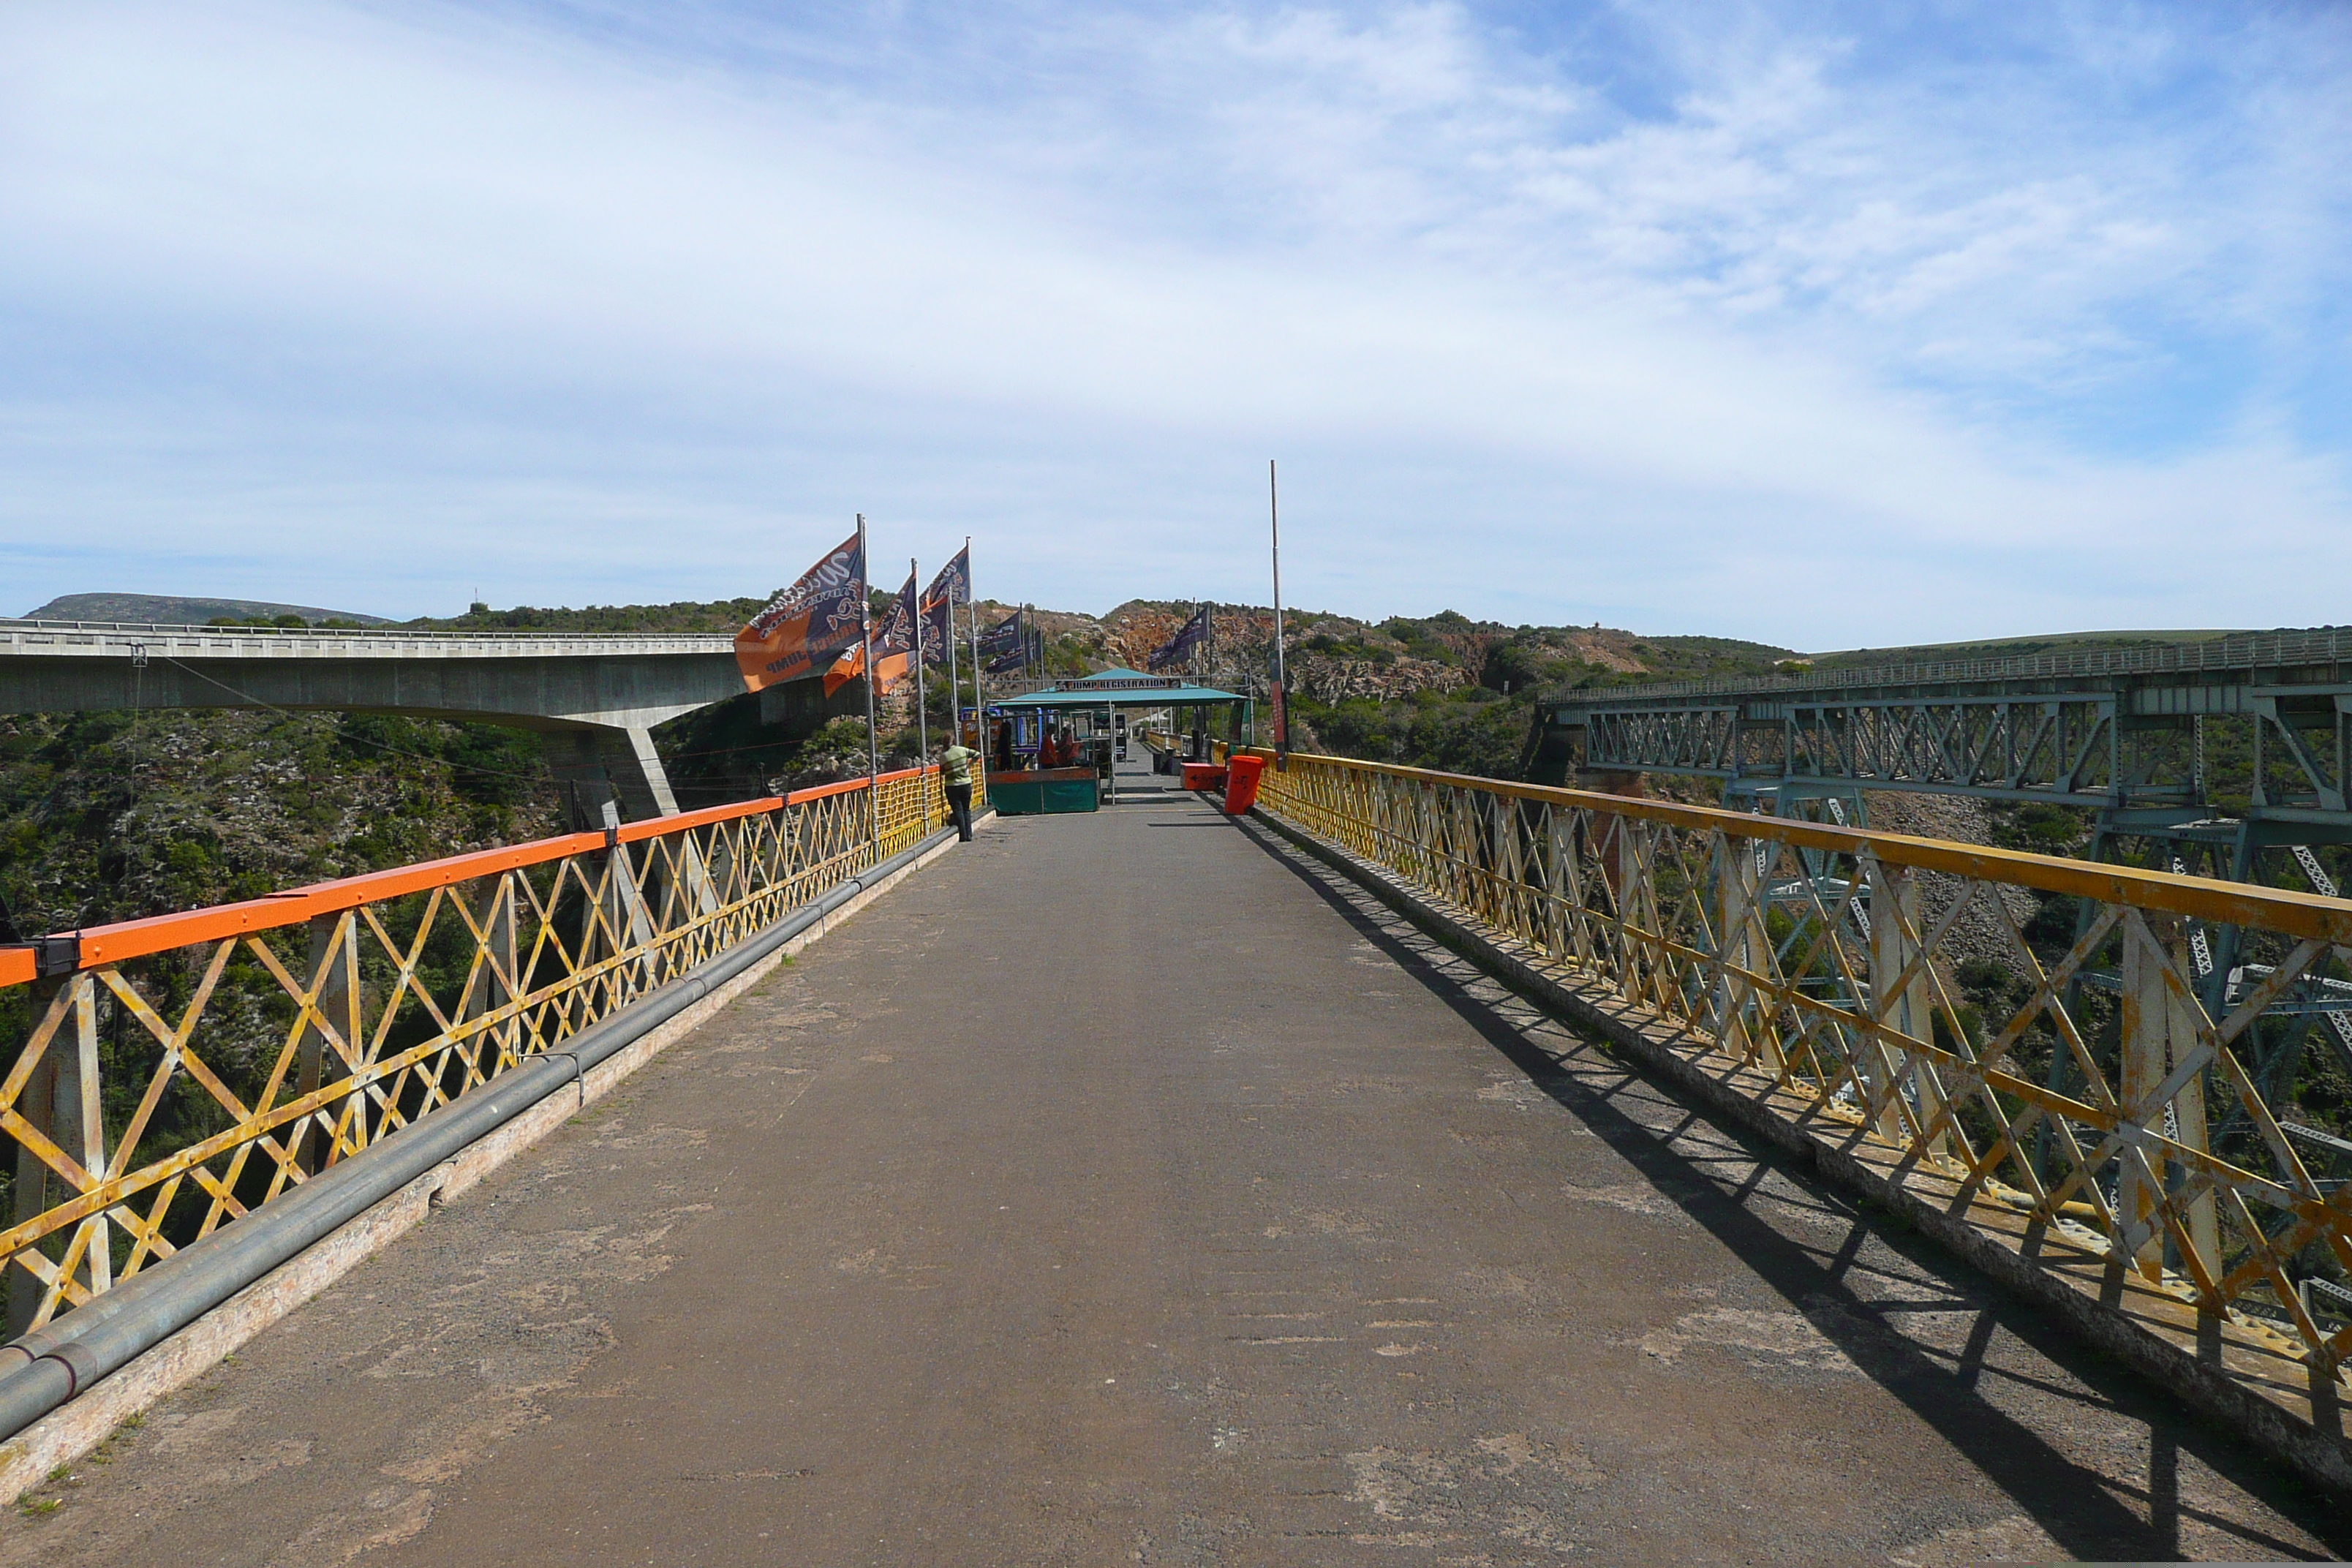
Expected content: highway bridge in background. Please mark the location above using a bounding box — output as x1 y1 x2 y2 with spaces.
0 619 789 821
0 748 2348 1561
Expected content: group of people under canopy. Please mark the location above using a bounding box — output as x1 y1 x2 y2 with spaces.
982 668 1254 774
1000 722 1082 771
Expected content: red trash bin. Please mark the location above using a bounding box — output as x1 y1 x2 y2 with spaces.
1223 754 1267 814
1181 761 1227 791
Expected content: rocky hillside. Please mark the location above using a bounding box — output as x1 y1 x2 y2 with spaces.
957 599 1795 777
979 600 1792 698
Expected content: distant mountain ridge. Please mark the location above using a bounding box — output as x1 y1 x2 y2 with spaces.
18 593 394 627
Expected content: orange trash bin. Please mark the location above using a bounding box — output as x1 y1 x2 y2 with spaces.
1223 754 1267 814
1181 761 1227 791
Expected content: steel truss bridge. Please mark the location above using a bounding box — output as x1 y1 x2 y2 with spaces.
1529 625 2352 874
1528 628 2352 1166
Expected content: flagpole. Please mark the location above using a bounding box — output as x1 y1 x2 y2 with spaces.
1269 460 1287 759
942 563 962 764
910 557 930 782
1194 600 1205 761
1200 603 1213 759
965 539 982 772
858 514 880 854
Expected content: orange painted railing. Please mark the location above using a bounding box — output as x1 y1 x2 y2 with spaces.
0 766 952 1334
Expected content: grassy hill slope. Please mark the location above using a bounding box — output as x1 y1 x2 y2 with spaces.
20 593 394 626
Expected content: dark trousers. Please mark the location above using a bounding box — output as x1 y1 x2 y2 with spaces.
946 782 974 841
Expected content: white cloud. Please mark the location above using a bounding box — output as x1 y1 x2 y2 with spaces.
0 0 2346 641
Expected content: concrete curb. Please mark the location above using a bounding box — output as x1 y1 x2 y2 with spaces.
1245 806 2352 1502
0 815 987 1505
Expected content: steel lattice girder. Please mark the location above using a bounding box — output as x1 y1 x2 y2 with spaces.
1541 627 2352 818
1580 693 2137 804
1571 694 2352 814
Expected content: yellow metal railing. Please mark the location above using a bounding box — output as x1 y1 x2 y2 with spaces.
0 767 955 1335
1246 749 2352 1398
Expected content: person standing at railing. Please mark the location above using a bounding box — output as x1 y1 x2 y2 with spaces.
940 739 978 842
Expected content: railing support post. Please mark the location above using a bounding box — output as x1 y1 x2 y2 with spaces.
2119 911 2217 1286
1865 858 1934 1150
1613 815 1642 1003
295 913 358 1172
61 978 109 1308
5 976 113 1333
458 879 519 1076
1717 834 1780 1072
6 980 64 1337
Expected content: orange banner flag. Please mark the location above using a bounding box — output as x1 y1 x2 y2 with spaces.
735 532 865 693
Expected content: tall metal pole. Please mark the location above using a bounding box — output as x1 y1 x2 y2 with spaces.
967 539 986 784
910 556 930 768
1200 603 1213 760
1269 460 1287 758
943 565 961 756
858 514 880 853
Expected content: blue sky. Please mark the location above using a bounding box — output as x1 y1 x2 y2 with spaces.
2 1 2347 645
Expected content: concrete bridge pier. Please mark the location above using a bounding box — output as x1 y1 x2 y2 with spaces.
540 725 679 824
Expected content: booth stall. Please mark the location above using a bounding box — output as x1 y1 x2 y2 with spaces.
984 668 1251 813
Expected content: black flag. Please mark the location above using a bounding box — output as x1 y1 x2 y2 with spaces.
977 609 1023 658
919 548 968 667
1147 606 1209 671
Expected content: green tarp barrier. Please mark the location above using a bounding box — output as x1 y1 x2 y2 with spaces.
986 775 1099 815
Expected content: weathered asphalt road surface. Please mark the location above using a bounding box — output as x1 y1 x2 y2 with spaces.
4 765 2345 1565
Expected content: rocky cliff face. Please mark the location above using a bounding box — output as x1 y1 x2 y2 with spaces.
992 600 1488 704
992 600 1778 704
1861 791 2044 975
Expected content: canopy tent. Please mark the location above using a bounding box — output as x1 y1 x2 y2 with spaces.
986 668 1251 803
988 668 1248 711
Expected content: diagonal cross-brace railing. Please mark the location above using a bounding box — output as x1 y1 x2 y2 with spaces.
0 765 954 1336
1245 747 2352 1458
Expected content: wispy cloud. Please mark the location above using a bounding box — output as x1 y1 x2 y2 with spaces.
1 0 2345 641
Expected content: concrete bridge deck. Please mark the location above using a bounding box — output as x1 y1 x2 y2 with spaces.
6 763 2345 1565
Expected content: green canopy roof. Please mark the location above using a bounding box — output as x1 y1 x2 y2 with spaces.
990 667 1248 709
